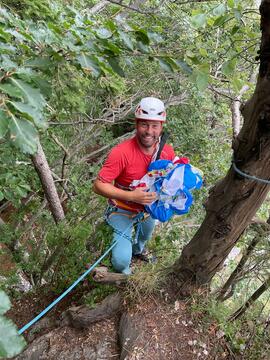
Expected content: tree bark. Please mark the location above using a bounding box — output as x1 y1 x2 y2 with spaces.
92 266 129 285
118 312 140 360
172 1 270 293
61 292 122 328
31 140 65 224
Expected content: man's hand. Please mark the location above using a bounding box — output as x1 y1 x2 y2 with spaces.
129 186 157 205
93 179 156 205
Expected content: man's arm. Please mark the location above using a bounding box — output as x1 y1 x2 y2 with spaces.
93 179 156 205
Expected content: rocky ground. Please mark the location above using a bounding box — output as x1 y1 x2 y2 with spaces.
7 280 237 360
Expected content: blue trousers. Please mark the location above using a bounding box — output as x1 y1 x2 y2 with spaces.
105 206 156 274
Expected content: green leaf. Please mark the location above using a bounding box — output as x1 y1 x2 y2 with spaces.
199 48 208 57
147 31 163 43
231 25 240 35
221 59 236 76
0 28 11 42
0 110 9 138
227 0 234 9
76 54 101 77
0 84 23 99
119 30 134 51
174 59 193 75
96 28 112 39
0 315 26 358
0 55 18 71
0 291 11 315
104 20 117 32
8 115 38 154
191 14 207 29
107 57 125 77
8 101 47 129
212 4 226 17
233 9 242 21
158 58 174 73
25 57 52 69
0 43 16 54
103 41 121 56
9 78 46 110
192 69 209 91
136 41 149 53
232 77 245 92
135 30 150 45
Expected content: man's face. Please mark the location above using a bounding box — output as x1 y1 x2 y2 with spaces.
136 119 163 149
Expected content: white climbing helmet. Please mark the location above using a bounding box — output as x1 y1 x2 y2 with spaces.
135 97 166 122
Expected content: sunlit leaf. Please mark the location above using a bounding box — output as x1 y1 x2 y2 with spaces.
199 48 208 57
227 0 235 9
191 14 207 29
8 115 38 154
221 59 237 76
96 27 112 39
9 78 46 110
8 101 47 129
119 30 134 51
213 4 226 17
232 77 245 92
0 28 11 41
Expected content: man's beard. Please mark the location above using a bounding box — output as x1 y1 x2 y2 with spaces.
137 134 159 148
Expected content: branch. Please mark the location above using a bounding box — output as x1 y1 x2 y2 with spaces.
50 134 70 181
87 0 109 14
106 0 166 15
78 130 135 164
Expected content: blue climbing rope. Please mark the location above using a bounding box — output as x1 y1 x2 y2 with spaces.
18 240 118 335
232 159 270 185
18 210 146 335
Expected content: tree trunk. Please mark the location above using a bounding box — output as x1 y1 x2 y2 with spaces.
172 1 270 293
61 293 122 328
31 140 65 224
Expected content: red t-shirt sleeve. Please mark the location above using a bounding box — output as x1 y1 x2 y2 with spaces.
97 146 127 183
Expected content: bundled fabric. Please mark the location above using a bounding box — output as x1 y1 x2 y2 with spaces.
131 157 203 222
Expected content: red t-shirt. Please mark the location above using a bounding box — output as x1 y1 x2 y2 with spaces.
97 136 175 212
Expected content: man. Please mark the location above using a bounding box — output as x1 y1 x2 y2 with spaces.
93 97 175 274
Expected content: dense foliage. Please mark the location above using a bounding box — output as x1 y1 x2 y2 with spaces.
0 1 269 359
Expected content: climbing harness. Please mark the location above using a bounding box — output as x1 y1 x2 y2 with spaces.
105 205 146 245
